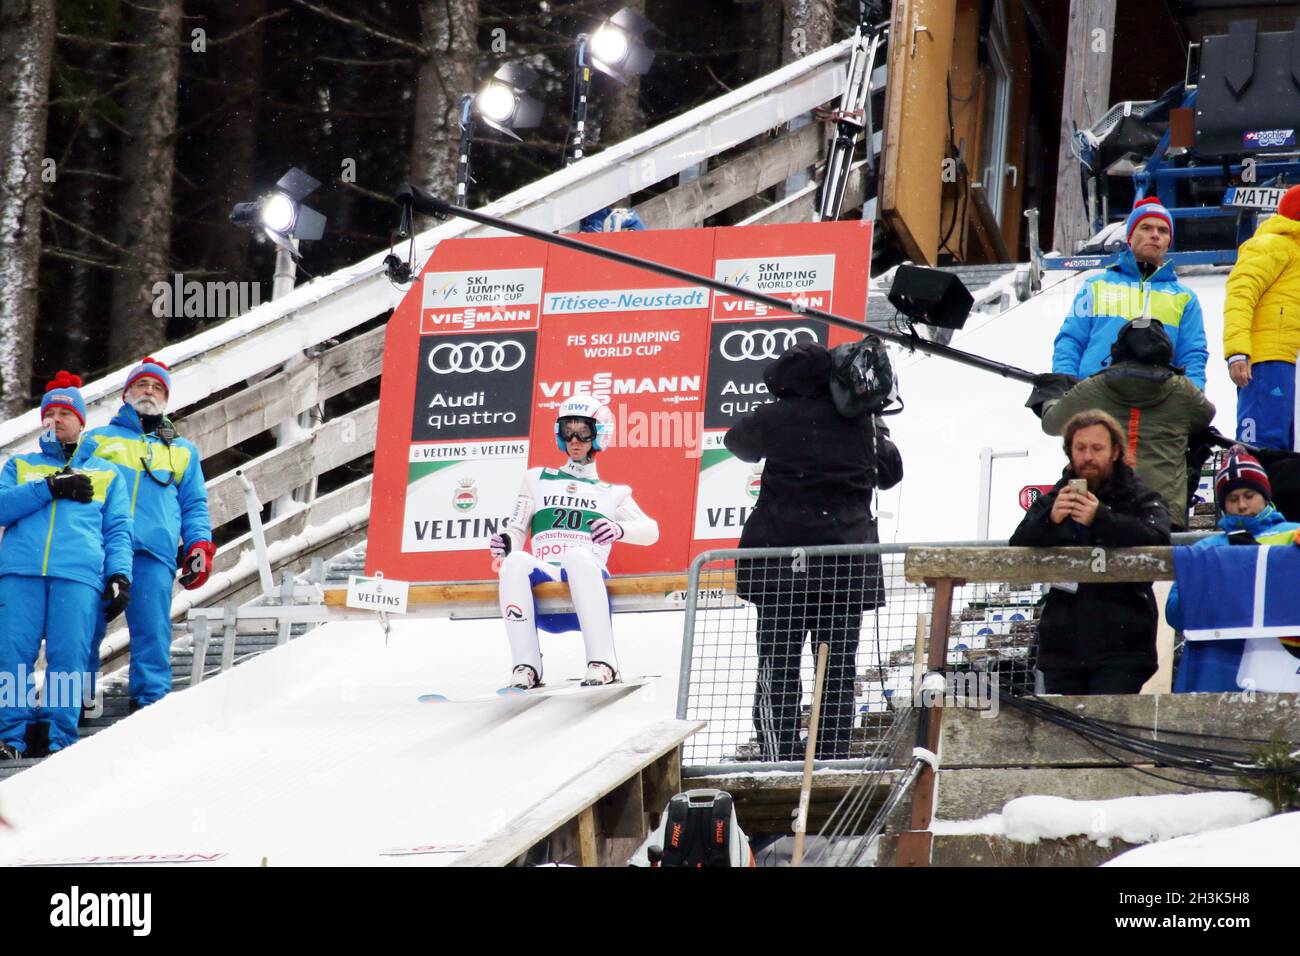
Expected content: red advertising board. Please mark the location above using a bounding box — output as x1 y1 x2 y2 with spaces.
1018 485 1057 510
367 220 875 582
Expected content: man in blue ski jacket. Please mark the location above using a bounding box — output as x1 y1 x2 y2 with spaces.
0 372 133 758
75 357 214 712
1053 197 1209 389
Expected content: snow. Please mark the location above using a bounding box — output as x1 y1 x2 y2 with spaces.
1106 810 1300 866
0 611 686 867
932 791 1272 847
876 268 1236 543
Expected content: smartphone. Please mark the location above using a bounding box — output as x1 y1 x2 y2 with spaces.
1068 479 1087 495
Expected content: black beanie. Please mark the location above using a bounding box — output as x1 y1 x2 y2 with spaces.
1111 318 1175 367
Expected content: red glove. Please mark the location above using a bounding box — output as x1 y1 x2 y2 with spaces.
179 541 216 590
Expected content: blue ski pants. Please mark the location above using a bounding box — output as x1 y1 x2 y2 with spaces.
89 551 175 709
0 574 99 752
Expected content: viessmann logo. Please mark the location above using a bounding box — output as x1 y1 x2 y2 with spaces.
426 341 527 374
719 327 817 361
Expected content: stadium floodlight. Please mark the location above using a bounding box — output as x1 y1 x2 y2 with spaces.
473 63 543 141
587 8 654 82
568 8 656 167
229 167 326 260
449 64 544 208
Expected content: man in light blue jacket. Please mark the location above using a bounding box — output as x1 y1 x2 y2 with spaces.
0 373 133 758
1053 198 1209 389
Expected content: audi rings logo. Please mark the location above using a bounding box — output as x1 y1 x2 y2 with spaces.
718 327 818 362
427 340 527 374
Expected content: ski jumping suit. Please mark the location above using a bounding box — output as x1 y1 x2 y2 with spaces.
496 458 658 679
0 432 132 752
74 405 212 708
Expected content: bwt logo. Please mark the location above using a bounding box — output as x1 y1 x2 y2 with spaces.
719 327 817 361
426 341 526 374
50 886 151 936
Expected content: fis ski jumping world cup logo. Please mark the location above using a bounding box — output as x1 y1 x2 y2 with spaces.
452 478 478 512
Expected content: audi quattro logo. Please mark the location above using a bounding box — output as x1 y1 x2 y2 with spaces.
719 327 818 361
427 340 526 374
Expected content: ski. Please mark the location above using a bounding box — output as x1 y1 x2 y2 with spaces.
419 675 657 704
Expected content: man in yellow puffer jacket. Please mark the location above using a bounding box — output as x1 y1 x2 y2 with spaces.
1224 184 1300 450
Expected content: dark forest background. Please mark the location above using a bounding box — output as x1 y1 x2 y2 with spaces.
0 0 871 416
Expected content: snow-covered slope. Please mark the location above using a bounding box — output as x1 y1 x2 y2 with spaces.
876 269 1235 543
0 613 685 867
1106 809 1300 866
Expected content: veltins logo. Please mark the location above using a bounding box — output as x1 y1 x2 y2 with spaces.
746 468 762 499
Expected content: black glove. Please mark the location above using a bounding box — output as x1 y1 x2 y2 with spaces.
46 471 94 503
1025 373 1080 420
102 574 130 622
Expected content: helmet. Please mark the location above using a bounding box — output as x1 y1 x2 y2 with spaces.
554 394 615 452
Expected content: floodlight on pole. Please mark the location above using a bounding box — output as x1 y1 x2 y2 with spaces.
472 63 543 142
228 166 326 264
568 7 655 167
450 64 544 208
587 7 654 82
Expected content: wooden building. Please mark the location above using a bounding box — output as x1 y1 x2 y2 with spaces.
877 0 1300 266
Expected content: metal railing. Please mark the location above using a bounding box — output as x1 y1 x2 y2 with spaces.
677 533 1208 776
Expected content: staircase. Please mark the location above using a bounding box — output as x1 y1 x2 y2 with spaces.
0 545 364 781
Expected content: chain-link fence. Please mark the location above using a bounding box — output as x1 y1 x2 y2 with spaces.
677 541 1044 772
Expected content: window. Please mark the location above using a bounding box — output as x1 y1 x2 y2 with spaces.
978 0 1013 222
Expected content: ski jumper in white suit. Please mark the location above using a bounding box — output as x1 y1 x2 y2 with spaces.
497 458 658 679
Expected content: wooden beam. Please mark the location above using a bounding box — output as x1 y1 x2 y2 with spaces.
179 326 386 461
181 362 321 460
205 400 378 529
321 571 736 607
633 122 825 229
314 325 386 402
453 720 704 867
577 808 599 867
879 0 960 265
1052 0 1117 254
905 546 1175 585
739 161 868 227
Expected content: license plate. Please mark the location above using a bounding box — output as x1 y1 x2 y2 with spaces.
1223 186 1285 210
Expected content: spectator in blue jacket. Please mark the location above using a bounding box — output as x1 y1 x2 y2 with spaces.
1053 198 1209 389
74 358 214 712
1167 447 1300 691
0 373 133 759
